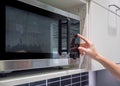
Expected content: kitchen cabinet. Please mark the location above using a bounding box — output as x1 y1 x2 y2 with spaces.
117 11 120 60
92 0 120 11
92 0 108 9
89 1 120 71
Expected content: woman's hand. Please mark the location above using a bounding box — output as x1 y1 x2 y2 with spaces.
77 34 100 60
77 34 120 80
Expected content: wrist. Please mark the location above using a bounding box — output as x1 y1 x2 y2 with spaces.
94 53 102 61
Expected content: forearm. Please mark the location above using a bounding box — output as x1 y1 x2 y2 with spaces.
96 54 120 80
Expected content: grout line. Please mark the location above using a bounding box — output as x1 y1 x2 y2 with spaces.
47 79 60 84
81 79 88 82
72 81 80 85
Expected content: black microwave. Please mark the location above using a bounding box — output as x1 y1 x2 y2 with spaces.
0 0 80 73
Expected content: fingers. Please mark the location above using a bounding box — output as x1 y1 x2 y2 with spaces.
78 47 87 52
77 34 91 45
70 47 78 50
80 43 87 48
78 47 87 55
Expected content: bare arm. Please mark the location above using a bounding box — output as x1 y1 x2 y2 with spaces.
77 34 120 80
96 54 120 80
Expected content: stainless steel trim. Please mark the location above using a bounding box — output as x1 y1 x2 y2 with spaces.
0 59 69 73
18 0 80 20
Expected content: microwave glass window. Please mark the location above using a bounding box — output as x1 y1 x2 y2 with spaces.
5 6 58 53
50 23 58 58
70 20 80 43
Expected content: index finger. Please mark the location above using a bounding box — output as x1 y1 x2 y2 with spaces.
77 34 91 45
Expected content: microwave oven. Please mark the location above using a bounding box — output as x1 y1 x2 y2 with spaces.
0 0 80 73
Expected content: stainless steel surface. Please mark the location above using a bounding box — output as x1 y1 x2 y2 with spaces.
0 67 88 86
18 0 80 20
0 59 69 73
1 0 80 73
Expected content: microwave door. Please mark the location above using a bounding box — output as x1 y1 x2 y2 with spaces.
58 19 70 57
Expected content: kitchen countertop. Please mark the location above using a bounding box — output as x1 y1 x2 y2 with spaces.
0 67 89 86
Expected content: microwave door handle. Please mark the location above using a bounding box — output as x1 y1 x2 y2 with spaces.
58 19 70 55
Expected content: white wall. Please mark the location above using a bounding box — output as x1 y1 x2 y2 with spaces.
96 70 120 86
89 71 96 86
